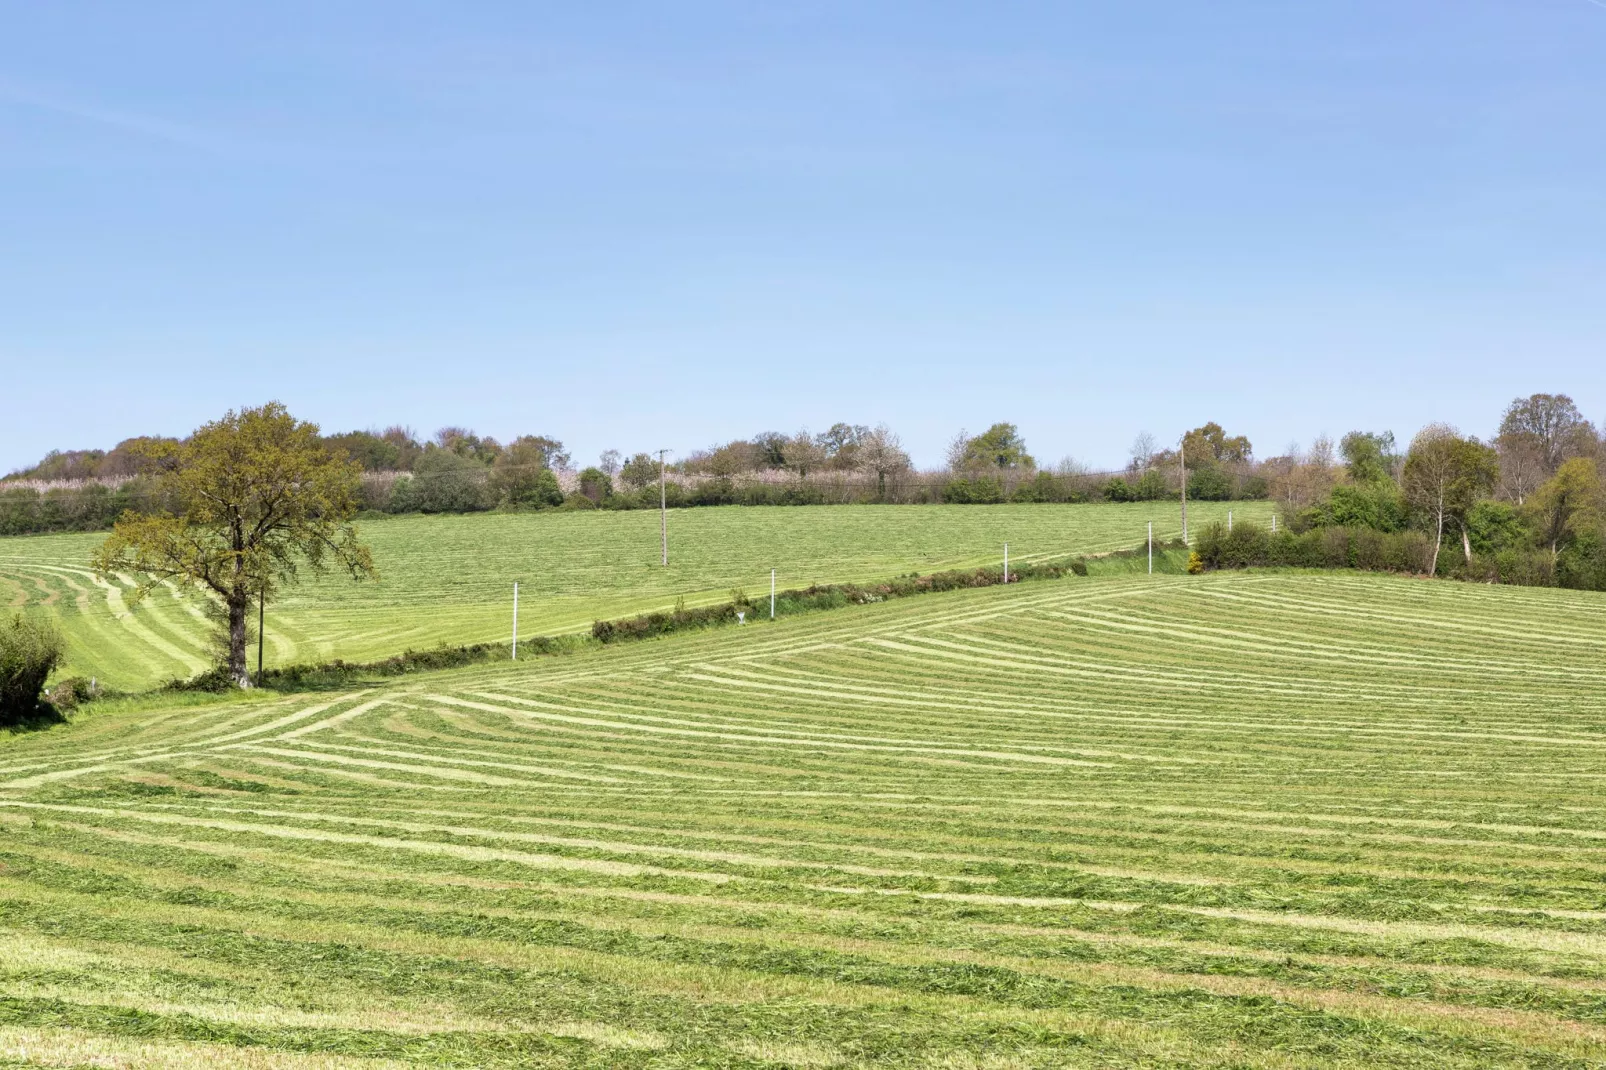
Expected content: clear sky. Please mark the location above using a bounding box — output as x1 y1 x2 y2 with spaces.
2 1 1602 474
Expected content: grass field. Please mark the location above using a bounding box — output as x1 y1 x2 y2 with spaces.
3 567 1606 1067
0 502 1266 690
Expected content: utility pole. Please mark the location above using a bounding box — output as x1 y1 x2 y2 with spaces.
1003 543 1009 583
771 569 776 619
257 587 265 685
1179 436 1188 544
1148 521 1153 575
512 581 519 660
658 449 670 566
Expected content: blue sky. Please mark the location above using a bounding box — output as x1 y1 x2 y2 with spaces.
2 1 1602 473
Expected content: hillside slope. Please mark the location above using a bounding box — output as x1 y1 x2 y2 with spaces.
4 569 1604 1066
0 501 1261 689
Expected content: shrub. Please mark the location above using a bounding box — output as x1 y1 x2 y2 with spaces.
578 467 612 503
1196 522 1439 577
1 612 65 726
1558 530 1606 592
410 450 492 512
1311 483 1407 532
943 477 1004 504
42 676 99 712
1186 551 1204 574
1102 477 1136 503
1133 469 1170 501
1465 500 1529 555
1187 467 1233 501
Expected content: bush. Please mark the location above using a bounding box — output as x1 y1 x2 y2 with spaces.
577 467 612 503
1132 469 1171 501
1464 500 1529 555
1308 482 1407 532
1558 530 1606 592
1 612 65 726
942 477 1004 504
1102 477 1136 503
1195 522 1438 577
1186 467 1233 501
409 450 492 513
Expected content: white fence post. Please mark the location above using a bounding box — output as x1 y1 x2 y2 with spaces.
512 581 519 660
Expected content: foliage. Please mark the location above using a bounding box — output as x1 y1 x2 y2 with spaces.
1181 421 1252 466
1196 520 1436 574
1557 529 1606 591
618 452 660 489
941 476 1004 504
577 466 612 503
1463 500 1529 555
1133 469 1170 501
1102 476 1136 503
954 423 1034 471
401 449 491 513
594 556 1085 643
1339 430 1399 484
90 403 375 688
1499 392 1591 473
1401 424 1498 572
1307 481 1407 533
0 611 63 725
323 430 405 472
1526 457 1604 553
1185 466 1233 501
856 425 911 499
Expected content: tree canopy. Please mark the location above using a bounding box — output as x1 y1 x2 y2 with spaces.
1401 425 1498 573
954 423 1034 472
92 403 375 688
1181 422 1252 467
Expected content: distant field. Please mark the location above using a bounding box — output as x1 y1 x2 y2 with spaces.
0 501 1266 689
2 569 1605 1067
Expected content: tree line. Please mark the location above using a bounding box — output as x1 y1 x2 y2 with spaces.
3 397 1602 568
1195 394 1606 591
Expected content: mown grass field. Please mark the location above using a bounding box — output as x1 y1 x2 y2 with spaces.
3 567 1606 1067
0 502 1265 690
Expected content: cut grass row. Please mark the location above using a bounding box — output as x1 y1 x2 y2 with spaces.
0 501 1264 690
2 568 1605 1065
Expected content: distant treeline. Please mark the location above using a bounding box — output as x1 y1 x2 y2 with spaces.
2 420 1270 535
7 396 1606 598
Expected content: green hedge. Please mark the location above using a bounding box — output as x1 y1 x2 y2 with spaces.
1195 521 1600 591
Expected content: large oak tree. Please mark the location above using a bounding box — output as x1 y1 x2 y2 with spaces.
93 403 375 688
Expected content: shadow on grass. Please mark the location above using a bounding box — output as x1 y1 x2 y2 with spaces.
2 703 69 735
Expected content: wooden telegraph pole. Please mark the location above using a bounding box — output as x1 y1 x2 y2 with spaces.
1179 436 1188 544
658 449 670 566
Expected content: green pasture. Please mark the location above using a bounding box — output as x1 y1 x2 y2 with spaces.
2 568 1605 1066
0 501 1265 690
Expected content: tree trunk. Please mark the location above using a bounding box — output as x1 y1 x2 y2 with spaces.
1429 506 1443 576
227 595 252 689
